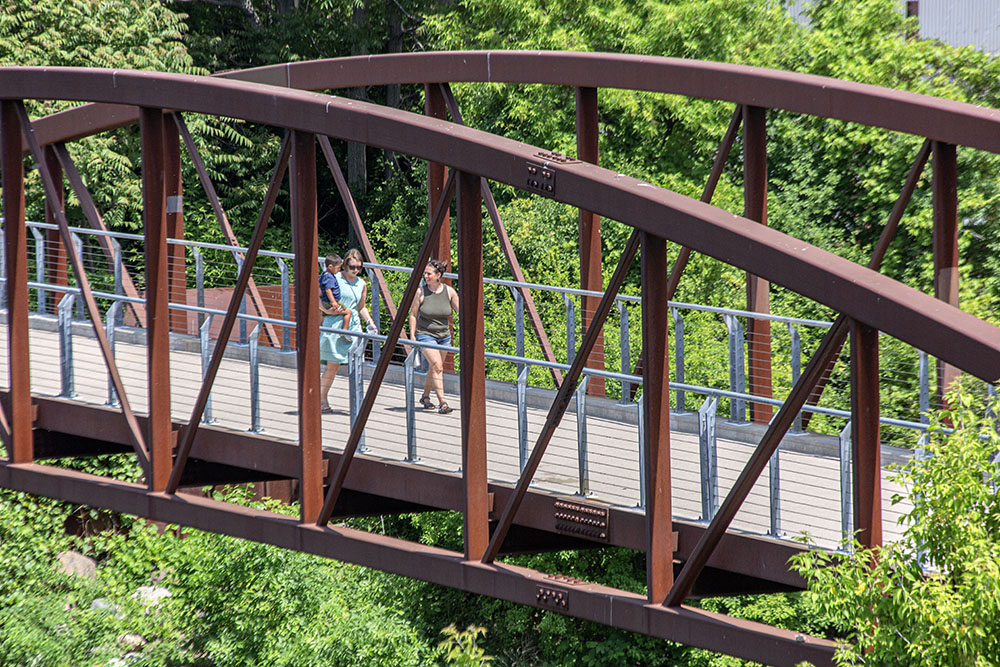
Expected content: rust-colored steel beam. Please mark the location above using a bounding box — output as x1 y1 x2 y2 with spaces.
438 83 563 387
164 115 187 333
484 231 641 563
43 145 67 315
1 100 32 462
53 143 146 326
933 140 959 404
631 105 743 399
141 107 172 491
850 319 882 549
743 105 773 424
425 83 454 373
576 86 605 396
317 170 457 526
800 140 932 430
290 130 323 523
167 135 291 494
316 135 398 319
457 170 489 560
0 460 837 666
172 114 280 347
641 231 674 603
14 101 150 472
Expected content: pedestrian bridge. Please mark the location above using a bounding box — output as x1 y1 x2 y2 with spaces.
2 52 1000 666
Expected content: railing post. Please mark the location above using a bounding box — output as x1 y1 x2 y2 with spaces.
839 421 853 547
636 400 646 509
348 335 367 453
575 375 591 496
367 267 381 365
725 314 746 423
517 364 529 472
277 257 291 352
71 233 84 320
564 293 576 365
698 395 719 520
30 226 46 314
509 285 525 378
111 238 124 327
58 293 76 399
787 322 802 433
672 307 686 412
769 439 782 537
105 301 121 407
235 256 248 345
200 314 215 424
619 299 631 405
404 346 419 462
918 349 930 450
249 324 263 433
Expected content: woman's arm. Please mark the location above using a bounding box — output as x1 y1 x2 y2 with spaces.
357 281 375 329
449 285 460 314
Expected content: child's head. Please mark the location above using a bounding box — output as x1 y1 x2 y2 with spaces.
325 253 343 273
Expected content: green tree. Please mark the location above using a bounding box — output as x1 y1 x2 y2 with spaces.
791 382 1000 665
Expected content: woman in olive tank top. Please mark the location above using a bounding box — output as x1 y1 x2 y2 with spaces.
407 260 459 414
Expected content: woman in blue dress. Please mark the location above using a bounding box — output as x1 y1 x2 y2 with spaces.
319 248 376 413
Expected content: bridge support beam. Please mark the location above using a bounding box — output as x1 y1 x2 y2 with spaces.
1 100 32 462
932 141 959 405
43 145 68 315
576 86 605 397
850 320 882 549
290 130 323 523
641 232 674 603
164 115 187 334
743 105 773 424
425 84 453 372
458 171 489 560
141 108 173 491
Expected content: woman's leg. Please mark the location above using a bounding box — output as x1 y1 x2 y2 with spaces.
320 362 340 407
421 347 446 405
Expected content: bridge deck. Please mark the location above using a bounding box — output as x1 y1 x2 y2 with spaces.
1 320 911 551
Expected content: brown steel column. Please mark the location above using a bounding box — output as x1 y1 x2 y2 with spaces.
576 86 605 396
850 319 882 549
458 170 489 560
425 83 453 371
43 146 67 314
1 101 32 462
932 141 959 404
743 106 773 423
164 115 187 334
291 130 322 523
641 232 674 603
141 108 172 491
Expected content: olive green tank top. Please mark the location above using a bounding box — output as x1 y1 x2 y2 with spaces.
416 284 451 338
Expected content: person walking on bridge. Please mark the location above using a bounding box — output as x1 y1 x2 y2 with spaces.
408 259 459 414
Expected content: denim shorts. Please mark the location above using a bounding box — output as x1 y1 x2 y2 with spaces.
415 333 451 348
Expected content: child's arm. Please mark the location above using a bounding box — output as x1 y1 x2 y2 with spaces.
324 288 348 314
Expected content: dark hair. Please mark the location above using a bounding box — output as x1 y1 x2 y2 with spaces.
325 253 342 269
426 259 447 274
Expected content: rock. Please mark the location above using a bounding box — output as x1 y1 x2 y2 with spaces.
56 550 96 579
90 598 123 619
118 634 146 650
134 585 171 606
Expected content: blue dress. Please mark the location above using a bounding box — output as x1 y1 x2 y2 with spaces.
319 272 364 365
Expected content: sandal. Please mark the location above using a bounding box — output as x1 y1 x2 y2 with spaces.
418 395 435 410
438 402 453 415
321 404 334 414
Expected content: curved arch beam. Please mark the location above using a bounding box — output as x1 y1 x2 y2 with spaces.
5 66 1000 383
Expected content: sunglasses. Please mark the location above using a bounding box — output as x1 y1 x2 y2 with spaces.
346 264 362 271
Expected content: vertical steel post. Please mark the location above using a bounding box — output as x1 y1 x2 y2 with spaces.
636 400 646 509
918 349 930 449
576 86 605 396
743 105 773 424
641 231 673 603
768 445 781 537
236 256 248 345
839 421 853 545
788 323 802 433
619 300 631 405
291 130 322 524
725 314 746 423
348 336 367 453
672 307 686 412
697 395 719 520
111 238 123 326
105 301 121 407
200 315 214 424
2 100 32 462
249 324 262 433
564 294 576 366
277 257 291 352
367 267 381 365
458 170 488 560
425 84 453 373
510 286 525 378
517 364 529 472
932 141 959 407
141 107 172 493
850 320 882 549
58 294 75 399
575 375 591 496
164 115 187 334
404 347 419 462
30 226 46 314
193 247 205 332
71 233 84 319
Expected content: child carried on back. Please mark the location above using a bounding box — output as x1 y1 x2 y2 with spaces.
320 253 351 336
